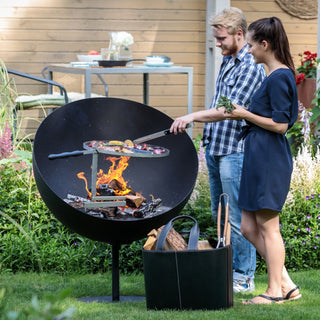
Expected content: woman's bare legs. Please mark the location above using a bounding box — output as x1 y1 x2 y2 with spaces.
241 209 300 304
281 267 301 300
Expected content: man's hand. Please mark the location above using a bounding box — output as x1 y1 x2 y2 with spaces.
170 114 194 134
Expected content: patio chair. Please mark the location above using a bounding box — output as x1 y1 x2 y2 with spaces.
6 68 69 139
7 68 105 140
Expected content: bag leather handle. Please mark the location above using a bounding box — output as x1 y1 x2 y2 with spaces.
155 215 200 251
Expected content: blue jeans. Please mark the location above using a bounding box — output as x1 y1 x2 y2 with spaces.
205 148 256 281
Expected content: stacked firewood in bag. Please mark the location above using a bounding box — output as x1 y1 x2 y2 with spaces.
143 226 221 251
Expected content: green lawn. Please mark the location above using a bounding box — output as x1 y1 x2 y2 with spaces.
0 270 319 320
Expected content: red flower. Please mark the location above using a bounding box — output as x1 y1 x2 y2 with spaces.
296 73 305 84
297 51 318 79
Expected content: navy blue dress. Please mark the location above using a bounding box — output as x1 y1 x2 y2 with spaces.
238 68 298 212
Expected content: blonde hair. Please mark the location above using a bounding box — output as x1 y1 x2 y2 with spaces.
209 7 247 36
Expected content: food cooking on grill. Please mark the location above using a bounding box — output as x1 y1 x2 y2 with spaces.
84 139 167 155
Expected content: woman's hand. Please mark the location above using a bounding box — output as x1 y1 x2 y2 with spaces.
226 104 288 134
223 103 247 120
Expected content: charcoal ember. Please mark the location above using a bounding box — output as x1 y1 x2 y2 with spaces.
118 209 129 216
151 198 162 207
98 184 109 189
97 184 115 196
133 210 144 218
134 198 162 218
86 211 104 218
68 201 84 209
117 207 135 216
66 194 89 203
96 206 117 217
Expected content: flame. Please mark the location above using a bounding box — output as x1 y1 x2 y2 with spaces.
77 171 92 198
98 156 131 195
77 156 132 198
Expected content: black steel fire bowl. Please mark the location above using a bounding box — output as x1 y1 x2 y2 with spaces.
33 97 198 244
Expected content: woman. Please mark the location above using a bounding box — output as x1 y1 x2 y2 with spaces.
224 17 301 304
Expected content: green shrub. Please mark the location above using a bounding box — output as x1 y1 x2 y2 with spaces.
281 192 320 270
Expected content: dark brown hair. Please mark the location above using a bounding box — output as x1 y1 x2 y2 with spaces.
248 17 295 75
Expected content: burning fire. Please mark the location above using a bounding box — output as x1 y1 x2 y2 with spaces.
97 156 131 195
77 156 132 198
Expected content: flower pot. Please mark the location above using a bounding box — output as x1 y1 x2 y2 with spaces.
296 78 316 109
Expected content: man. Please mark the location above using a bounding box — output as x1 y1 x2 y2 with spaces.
170 7 266 292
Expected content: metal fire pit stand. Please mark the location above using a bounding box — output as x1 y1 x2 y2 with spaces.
77 146 170 303
79 242 145 303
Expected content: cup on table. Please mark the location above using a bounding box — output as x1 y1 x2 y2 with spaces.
101 48 110 60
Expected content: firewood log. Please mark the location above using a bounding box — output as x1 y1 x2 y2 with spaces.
143 226 188 251
108 179 126 191
125 194 145 208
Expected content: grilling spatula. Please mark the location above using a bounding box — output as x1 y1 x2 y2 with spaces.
133 122 193 144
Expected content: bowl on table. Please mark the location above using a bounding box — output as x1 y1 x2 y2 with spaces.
146 55 171 64
77 54 102 62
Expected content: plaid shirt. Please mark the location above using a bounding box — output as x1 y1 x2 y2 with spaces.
203 44 266 156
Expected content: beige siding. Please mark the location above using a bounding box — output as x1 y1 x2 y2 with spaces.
0 0 318 138
233 0 318 65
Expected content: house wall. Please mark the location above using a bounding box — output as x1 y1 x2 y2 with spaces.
0 0 317 138
235 0 318 63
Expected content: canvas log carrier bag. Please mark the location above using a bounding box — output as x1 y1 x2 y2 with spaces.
143 195 233 310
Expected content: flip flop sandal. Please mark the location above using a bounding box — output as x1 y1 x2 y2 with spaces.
244 294 285 305
284 286 302 301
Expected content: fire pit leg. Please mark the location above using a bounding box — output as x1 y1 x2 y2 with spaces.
112 242 120 302
77 242 145 303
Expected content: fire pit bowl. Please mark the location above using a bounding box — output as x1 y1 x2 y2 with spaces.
33 97 198 244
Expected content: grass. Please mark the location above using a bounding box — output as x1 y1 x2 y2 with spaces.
0 270 319 319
